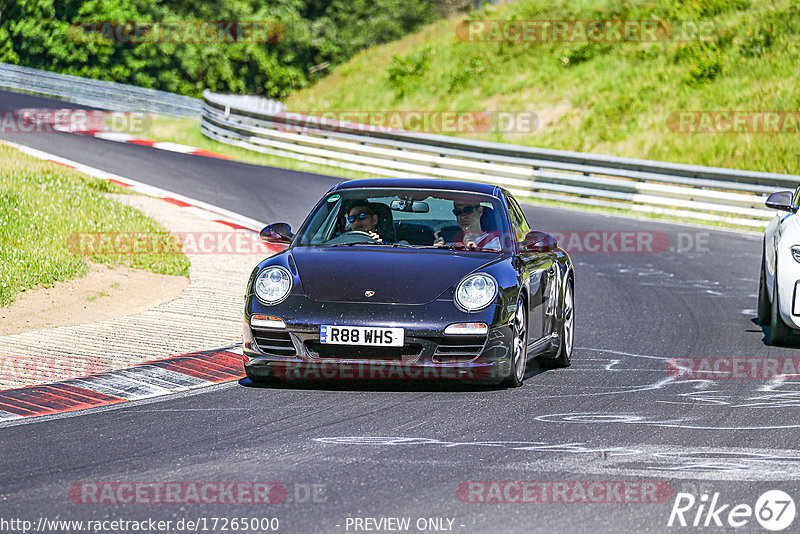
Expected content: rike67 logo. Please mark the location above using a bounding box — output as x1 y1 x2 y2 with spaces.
668 490 796 531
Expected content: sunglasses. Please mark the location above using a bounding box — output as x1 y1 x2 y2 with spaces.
347 212 372 223
452 205 480 216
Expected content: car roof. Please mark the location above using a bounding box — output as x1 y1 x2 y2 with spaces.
331 178 501 197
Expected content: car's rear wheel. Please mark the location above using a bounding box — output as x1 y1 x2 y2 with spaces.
758 249 771 325
502 297 528 387
769 270 794 346
549 279 574 368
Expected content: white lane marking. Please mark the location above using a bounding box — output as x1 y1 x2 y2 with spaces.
534 412 800 430
61 373 175 400
0 411 23 421
114 366 209 390
79 131 222 156
312 436 800 479
151 141 197 153
576 346 671 361
92 131 138 142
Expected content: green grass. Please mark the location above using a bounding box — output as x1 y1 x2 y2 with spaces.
0 145 190 307
286 0 800 175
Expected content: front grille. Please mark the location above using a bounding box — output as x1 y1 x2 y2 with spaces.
304 342 423 361
432 335 487 363
253 329 296 356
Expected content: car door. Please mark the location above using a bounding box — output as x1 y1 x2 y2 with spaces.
506 195 554 343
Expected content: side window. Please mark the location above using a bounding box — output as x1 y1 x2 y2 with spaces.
794 187 800 209
507 196 531 243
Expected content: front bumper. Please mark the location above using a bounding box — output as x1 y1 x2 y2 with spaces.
243 357 507 383
243 296 515 384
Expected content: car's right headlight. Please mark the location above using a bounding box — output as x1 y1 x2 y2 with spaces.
791 245 800 263
455 273 498 311
254 266 292 304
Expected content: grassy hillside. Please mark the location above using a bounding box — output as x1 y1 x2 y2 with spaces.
288 0 800 174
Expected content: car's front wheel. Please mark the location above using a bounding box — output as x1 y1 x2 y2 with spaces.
502 297 528 387
546 279 574 369
769 270 795 346
758 249 771 325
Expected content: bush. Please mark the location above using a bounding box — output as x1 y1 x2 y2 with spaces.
385 46 433 100
673 41 725 85
444 53 486 93
678 0 750 17
0 0 440 98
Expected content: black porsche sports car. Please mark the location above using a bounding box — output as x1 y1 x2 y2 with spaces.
243 178 574 387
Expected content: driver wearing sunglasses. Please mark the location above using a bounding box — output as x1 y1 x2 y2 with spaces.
346 202 382 242
434 201 500 250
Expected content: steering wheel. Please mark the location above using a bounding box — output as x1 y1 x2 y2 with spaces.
326 230 378 245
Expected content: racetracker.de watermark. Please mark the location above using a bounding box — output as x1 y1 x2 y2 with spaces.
549 231 668 253
547 231 708 254
456 20 716 42
67 232 277 256
668 111 800 134
69 21 284 44
0 355 103 382
265 361 495 381
0 110 151 134
457 481 674 503
273 111 538 134
69 482 287 505
667 357 800 380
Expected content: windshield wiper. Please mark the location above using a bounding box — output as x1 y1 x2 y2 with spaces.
379 242 416 249
416 244 467 251
323 242 373 247
323 242 466 250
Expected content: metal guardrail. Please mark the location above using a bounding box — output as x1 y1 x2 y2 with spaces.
0 63 202 117
204 92 286 116
201 91 799 228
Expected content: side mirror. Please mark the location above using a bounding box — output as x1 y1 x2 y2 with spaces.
765 191 796 212
520 231 558 253
260 223 293 244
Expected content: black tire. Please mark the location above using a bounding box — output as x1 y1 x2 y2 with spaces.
547 279 574 369
502 297 528 387
769 271 794 346
758 249 771 325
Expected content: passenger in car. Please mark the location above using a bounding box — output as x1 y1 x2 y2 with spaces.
434 201 501 250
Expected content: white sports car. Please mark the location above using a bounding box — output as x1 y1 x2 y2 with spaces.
760 188 800 345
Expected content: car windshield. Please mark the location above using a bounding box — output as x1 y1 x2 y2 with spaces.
295 188 511 253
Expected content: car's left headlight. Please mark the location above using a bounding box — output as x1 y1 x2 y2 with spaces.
254 266 292 304
455 273 498 311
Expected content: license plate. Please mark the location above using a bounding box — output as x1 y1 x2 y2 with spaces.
320 325 404 347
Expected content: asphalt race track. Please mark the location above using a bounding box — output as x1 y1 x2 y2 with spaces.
1 90 796 533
